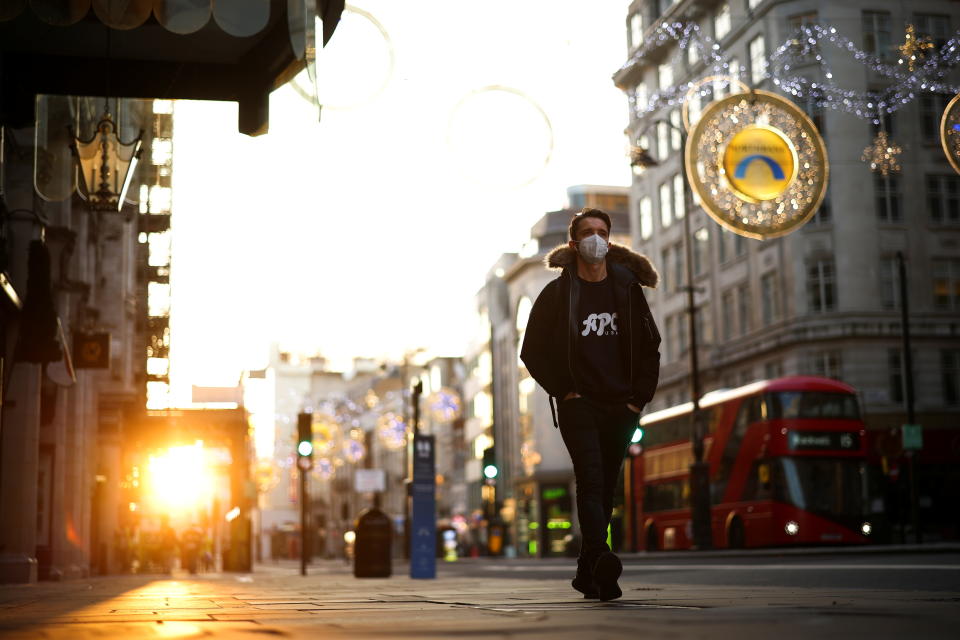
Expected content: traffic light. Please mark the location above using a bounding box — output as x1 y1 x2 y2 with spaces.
297 413 313 458
482 446 498 481
630 427 644 444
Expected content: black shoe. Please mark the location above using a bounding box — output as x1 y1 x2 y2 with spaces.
571 574 599 599
593 551 623 601
572 559 599 599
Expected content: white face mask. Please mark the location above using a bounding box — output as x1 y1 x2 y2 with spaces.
577 233 608 264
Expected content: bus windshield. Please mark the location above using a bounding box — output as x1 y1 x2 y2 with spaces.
766 391 860 420
776 457 869 522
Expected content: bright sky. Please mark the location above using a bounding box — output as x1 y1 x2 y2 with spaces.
169 1 632 402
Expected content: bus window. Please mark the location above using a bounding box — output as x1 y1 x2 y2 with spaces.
778 458 870 522
766 392 860 419
706 406 722 434
645 479 691 512
712 395 761 503
742 460 776 501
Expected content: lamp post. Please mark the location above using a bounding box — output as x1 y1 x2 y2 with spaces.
630 119 712 550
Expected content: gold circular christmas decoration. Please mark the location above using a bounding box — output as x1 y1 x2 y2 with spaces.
681 75 750 131
684 90 829 239
939 93 960 176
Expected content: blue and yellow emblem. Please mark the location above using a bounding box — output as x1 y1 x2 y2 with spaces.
721 125 797 202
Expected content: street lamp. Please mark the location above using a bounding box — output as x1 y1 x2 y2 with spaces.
630 119 712 550
70 107 143 213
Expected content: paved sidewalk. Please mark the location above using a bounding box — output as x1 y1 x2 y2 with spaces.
0 559 957 639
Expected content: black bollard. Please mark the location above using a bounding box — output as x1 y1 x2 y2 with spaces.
353 505 392 578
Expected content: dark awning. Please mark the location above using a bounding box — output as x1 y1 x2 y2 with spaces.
0 0 344 135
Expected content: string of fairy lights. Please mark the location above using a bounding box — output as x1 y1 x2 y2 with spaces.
621 19 960 176
623 20 960 125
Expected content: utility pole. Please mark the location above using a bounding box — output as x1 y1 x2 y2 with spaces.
632 120 711 550
897 252 921 544
296 412 313 576
299 462 308 576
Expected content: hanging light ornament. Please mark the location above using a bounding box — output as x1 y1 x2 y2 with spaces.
311 411 342 456
426 387 462 423
253 458 280 493
311 457 335 480
861 130 903 176
622 21 960 126
376 412 407 450
520 440 541 475
898 24 934 72
69 108 143 213
939 93 960 175
342 435 366 463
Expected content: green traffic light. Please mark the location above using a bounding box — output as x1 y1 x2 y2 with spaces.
630 427 644 444
483 464 499 479
297 441 313 456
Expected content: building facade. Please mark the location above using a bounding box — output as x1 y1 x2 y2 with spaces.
0 97 171 582
617 0 960 539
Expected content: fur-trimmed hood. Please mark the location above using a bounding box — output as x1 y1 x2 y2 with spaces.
545 242 659 288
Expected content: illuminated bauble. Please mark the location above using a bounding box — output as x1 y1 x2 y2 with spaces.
342 437 366 464
861 130 902 177
685 90 828 239
520 440 541 475
376 412 407 450
311 458 335 480
897 24 934 72
253 459 280 493
940 93 960 176
311 412 342 456
426 388 462 423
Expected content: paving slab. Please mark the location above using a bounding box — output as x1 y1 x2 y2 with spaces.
0 560 957 639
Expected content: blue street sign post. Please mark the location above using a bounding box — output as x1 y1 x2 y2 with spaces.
410 434 436 579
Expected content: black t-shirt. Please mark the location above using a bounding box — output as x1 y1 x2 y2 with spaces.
575 276 630 402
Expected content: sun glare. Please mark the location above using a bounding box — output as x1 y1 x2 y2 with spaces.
146 442 215 514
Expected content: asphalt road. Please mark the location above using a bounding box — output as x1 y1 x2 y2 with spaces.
449 551 960 592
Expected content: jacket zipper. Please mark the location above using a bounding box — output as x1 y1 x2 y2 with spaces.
567 272 578 393
628 282 634 390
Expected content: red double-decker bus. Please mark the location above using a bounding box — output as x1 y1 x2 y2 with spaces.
625 376 877 550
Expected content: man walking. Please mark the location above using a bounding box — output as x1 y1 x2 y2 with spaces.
520 208 660 601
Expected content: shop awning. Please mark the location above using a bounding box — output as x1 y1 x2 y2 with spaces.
0 0 344 135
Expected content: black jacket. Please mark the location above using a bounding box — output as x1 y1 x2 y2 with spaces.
520 243 661 426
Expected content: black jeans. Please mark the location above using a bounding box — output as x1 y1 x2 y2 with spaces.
558 397 639 565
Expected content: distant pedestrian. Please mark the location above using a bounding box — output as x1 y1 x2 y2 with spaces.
159 515 178 574
521 208 660 601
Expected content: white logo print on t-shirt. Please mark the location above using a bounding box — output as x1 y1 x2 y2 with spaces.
581 312 618 336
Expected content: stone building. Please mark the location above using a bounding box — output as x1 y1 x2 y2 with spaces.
616 0 960 538
0 97 169 582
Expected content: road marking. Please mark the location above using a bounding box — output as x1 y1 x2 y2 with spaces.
480 564 960 571
473 602 700 611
